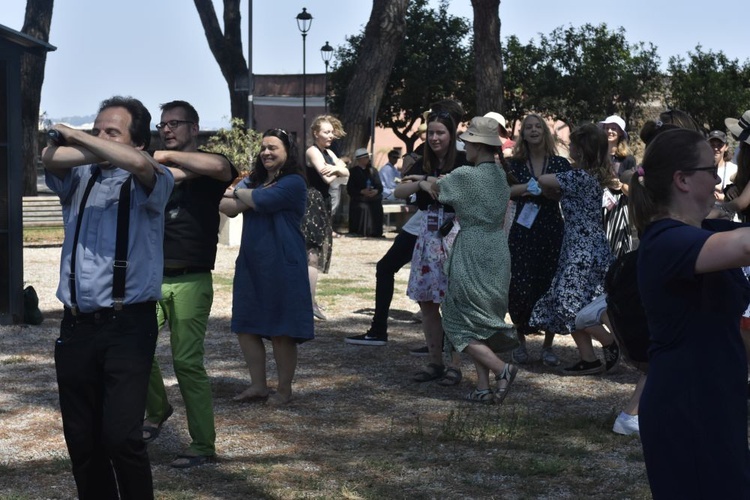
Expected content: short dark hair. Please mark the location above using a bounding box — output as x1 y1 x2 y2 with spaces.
160 100 200 125
98 96 152 149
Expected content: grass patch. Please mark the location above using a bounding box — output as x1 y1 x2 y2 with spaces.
23 227 64 246
318 278 374 299
0 356 28 365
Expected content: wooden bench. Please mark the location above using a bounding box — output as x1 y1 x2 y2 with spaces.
22 195 64 228
382 203 417 231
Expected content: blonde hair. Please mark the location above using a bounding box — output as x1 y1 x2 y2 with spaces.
512 113 558 160
310 114 347 139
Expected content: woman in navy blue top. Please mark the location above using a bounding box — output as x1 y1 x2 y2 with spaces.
630 128 750 499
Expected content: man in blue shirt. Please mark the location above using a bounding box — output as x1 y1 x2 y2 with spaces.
42 96 174 500
379 149 402 201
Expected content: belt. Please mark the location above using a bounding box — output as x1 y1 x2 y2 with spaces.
64 301 156 323
163 267 211 277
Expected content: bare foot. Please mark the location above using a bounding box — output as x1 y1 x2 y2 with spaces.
232 387 270 402
267 391 292 406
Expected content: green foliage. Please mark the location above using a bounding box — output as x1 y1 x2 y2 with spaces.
203 118 262 173
329 0 472 152
504 24 663 129
667 46 750 131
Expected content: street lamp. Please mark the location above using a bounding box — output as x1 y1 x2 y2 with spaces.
320 41 334 113
296 7 313 151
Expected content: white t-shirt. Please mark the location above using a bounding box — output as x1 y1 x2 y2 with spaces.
717 161 738 192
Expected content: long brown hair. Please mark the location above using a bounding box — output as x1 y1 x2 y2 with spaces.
423 112 458 174
569 124 616 189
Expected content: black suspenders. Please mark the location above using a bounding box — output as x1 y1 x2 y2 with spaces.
69 168 132 315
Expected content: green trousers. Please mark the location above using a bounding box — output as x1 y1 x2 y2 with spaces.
146 272 216 456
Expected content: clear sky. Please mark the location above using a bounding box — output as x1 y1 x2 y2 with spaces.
2 1 748 128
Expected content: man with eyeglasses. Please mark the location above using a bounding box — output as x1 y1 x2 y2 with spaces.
42 96 174 499
707 130 737 201
142 100 237 468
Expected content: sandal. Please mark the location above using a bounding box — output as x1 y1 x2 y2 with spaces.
413 363 445 382
437 367 463 386
142 404 174 443
465 388 495 404
170 453 216 469
495 363 518 404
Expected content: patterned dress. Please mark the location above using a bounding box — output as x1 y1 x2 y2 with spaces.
439 163 516 352
406 152 466 303
302 146 334 272
530 169 613 333
602 154 636 259
507 156 571 335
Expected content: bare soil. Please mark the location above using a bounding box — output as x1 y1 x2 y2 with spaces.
0 234 651 499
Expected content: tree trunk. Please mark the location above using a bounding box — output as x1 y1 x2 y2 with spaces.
20 0 54 196
338 0 410 157
470 0 503 116
193 0 249 125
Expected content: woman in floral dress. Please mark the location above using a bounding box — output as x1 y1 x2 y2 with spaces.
394 111 466 385
528 123 618 374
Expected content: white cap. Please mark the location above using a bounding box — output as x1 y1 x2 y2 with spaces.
483 111 507 131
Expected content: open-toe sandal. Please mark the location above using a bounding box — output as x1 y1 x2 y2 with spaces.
142 404 174 443
170 453 216 469
495 363 518 404
413 363 445 382
465 388 495 404
437 367 463 386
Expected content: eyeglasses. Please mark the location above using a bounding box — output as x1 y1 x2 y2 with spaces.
156 120 194 130
682 166 718 176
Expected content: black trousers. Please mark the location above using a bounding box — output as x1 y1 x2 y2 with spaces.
370 231 418 335
55 303 158 500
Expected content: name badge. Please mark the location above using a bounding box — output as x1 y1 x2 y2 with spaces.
516 202 540 229
426 205 443 231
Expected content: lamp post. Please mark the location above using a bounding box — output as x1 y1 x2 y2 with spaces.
320 41 333 113
296 8 313 152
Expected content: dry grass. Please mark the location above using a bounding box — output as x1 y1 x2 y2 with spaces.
0 233 651 499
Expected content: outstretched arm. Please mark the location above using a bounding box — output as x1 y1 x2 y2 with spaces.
42 124 159 189
153 150 233 182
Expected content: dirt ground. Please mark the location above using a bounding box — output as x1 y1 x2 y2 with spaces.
0 234 652 499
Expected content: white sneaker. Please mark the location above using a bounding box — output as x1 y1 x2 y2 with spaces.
612 412 639 436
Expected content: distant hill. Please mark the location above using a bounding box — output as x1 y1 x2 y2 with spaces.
54 114 97 127
48 115 229 131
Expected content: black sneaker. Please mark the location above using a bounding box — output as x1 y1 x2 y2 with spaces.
409 346 429 357
563 359 603 375
602 342 620 372
345 332 387 346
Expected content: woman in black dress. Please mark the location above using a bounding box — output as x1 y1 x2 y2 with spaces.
303 115 349 320
506 113 571 366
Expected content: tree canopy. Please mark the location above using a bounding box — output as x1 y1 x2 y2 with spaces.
504 23 662 130
668 46 750 132
329 0 472 153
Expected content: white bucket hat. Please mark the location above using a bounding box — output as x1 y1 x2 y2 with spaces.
599 115 628 140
